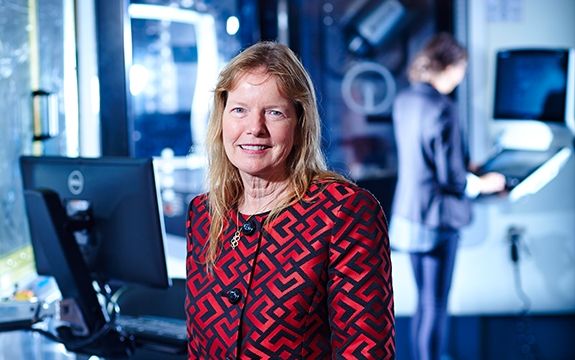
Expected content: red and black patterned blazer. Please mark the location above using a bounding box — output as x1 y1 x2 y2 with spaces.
185 181 395 359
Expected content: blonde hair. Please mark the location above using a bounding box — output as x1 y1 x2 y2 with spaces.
408 33 468 83
203 41 345 269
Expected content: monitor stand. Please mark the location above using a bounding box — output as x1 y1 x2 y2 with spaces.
23 189 134 357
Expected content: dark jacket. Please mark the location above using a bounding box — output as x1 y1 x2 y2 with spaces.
391 82 471 230
185 181 395 359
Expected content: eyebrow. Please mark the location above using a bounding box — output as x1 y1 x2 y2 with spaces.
226 98 293 110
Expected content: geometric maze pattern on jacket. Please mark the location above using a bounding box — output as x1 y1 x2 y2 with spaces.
186 181 395 359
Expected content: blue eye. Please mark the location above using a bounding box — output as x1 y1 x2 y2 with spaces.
268 110 284 117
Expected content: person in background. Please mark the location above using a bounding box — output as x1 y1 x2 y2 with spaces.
390 33 506 360
185 41 395 359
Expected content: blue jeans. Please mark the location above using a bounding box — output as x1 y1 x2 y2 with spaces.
410 230 459 360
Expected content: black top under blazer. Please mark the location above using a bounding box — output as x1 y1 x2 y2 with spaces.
391 82 471 230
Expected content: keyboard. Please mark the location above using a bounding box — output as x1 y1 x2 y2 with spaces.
116 315 186 351
475 148 560 190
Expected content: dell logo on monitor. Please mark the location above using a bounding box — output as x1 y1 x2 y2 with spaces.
68 170 84 195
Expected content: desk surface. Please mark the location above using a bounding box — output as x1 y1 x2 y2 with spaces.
0 330 82 359
0 329 186 359
0 235 187 360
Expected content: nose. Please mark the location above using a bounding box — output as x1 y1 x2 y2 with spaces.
246 111 268 136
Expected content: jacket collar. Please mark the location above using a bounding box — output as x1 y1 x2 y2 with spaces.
412 82 440 95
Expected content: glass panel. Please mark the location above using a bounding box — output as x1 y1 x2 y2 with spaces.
0 0 34 294
128 4 225 236
0 0 74 296
130 17 198 157
128 4 247 154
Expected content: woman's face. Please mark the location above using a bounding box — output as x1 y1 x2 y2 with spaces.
222 69 297 181
437 61 467 94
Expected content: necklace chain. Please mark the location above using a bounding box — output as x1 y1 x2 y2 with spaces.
230 195 275 249
231 192 284 249
231 212 255 249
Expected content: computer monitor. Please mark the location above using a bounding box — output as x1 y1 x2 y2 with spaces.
19 156 170 355
20 156 169 289
493 48 575 126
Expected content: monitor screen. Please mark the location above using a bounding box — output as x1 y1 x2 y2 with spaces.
20 156 170 289
493 49 569 123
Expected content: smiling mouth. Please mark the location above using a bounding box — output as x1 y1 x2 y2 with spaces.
240 145 270 150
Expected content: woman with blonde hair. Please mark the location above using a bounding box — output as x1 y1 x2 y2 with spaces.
185 41 395 359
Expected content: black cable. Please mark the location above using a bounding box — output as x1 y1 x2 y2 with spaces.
60 320 118 352
508 226 531 314
28 285 129 353
507 226 538 359
512 262 531 315
510 239 531 315
29 326 62 343
30 320 118 352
